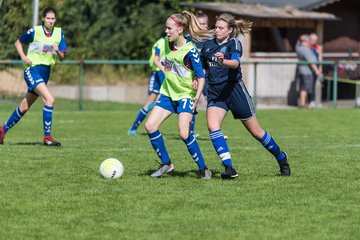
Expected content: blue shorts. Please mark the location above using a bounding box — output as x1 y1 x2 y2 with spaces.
155 94 194 114
148 71 165 95
24 65 51 94
207 81 255 120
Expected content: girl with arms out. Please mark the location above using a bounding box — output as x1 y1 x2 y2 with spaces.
0 7 67 146
201 13 291 179
145 11 212 179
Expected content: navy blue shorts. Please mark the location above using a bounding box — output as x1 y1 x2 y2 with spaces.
207 81 255 120
24 65 51 94
148 71 165 95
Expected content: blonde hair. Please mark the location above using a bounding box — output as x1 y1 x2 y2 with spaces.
168 10 213 41
217 13 252 38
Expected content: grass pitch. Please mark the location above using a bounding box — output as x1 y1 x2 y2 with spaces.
0 98 359 240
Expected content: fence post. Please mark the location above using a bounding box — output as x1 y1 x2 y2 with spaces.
79 61 84 111
332 62 338 108
326 76 331 101
253 62 258 109
356 81 360 108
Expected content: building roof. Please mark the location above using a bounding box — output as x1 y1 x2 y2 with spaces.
180 2 337 20
241 0 341 10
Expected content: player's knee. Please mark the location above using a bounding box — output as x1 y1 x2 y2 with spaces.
178 129 189 140
19 105 29 113
250 128 264 140
19 101 30 113
207 121 220 132
144 120 156 133
45 96 55 107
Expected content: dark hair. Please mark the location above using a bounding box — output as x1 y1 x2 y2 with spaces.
42 7 57 18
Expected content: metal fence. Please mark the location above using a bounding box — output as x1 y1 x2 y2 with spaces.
1 59 359 110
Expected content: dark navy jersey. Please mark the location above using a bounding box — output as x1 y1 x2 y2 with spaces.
201 37 242 84
193 39 205 52
192 36 214 53
19 25 67 52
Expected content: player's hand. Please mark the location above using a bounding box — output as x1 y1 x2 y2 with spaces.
215 52 224 64
192 79 198 90
192 98 199 111
316 69 322 77
53 44 59 52
23 57 32 66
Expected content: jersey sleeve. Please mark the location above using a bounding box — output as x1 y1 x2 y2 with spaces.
18 28 35 45
229 39 242 63
58 31 68 52
154 47 160 56
186 48 205 79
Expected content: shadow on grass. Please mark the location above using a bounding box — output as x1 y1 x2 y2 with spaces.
135 132 211 142
141 169 221 178
12 142 44 146
11 142 63 148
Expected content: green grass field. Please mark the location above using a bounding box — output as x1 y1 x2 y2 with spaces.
0 98 359 240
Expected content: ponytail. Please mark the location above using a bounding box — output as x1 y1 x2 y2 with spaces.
181 11 212 41
168 11 213 42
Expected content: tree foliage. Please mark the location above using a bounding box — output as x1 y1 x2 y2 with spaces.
1 0 225 60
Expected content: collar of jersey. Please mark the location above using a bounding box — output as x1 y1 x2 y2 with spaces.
42 25 53 37
216 38 229 45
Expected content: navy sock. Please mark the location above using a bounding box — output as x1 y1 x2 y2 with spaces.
3 107 25 133
189 114 196 134
148 130 170 165
210 130 233 168
43 105 53 137
259 131 285 161
130 108 148 131
183 134 206 170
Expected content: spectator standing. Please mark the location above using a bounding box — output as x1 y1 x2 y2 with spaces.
295 34 321 108
309 33 323 108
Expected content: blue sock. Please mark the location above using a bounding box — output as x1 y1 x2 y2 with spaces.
183 134 206 170
259 131 285 161
210 130 233 168
189 114 196 134
43 105 53 137
3 107 25 133
130 108 148 131
148 130 170 165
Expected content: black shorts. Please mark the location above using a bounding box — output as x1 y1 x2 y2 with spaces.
207 81 255 120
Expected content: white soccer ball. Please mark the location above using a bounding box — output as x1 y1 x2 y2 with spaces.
99 158 124 179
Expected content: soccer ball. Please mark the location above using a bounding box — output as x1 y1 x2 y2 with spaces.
99 158 124 179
